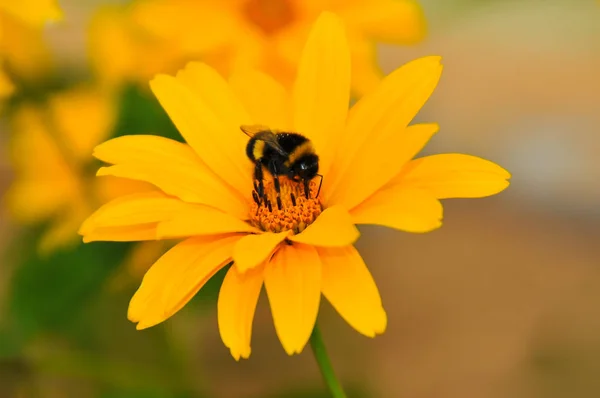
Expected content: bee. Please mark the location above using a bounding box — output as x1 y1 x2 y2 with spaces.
241 125 322 209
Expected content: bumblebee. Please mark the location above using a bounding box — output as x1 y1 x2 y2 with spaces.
241 125 322 209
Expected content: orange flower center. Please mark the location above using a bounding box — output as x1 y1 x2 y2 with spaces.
242 0 296 36
250 177 322 234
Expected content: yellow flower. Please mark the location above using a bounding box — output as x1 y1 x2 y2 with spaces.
91 0 426 95
80 13 510 359
5 86 148 253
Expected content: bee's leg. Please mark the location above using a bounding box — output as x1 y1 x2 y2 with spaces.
254 160 265 205
252 191 261 216
273 177 283 210
252 191 261 205
287 175 301 204
270 162 283 210
303 178 310 199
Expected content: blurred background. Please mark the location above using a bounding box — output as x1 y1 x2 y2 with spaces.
1 0 599 397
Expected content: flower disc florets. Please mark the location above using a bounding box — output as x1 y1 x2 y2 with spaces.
242 0 296 36
250 178 322 234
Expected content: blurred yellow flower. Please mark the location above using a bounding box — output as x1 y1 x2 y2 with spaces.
80 13 510 359
0 12 54 83
90 0 426 95
0 0 61 98
88 5 187 91
0 0 62 27
5 86 149 253
0 67 14 98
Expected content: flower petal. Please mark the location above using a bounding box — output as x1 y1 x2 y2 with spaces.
318 246 387 337
229 69 292 130
325 56 443 205
233 231 290 273
218 265 263 360
80 191 255 242
82 224 158 243
351 187 443 233
150 73 252 197
264 243 321 355
329 123 439 210
156 206 258 239
94 135 247 219
79 191 187 235
292 12 350 176
129 235 238 329
174 62 252 129
290 206 359 247
161 237 238 316
94 175 155 204
393 154 511 199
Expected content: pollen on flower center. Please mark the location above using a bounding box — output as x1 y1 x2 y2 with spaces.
250 177 322 234
242 0 296 36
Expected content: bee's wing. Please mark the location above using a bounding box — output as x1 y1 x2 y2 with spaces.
240 125 288 156
240 124 270 138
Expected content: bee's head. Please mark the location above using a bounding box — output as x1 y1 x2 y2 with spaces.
290 153 319 180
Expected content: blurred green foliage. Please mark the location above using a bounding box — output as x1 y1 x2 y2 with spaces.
268 386 368 398
7 240 132 343
1 235 206 396
531 342 600 398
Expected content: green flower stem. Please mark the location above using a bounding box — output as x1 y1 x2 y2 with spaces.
309 325 348 398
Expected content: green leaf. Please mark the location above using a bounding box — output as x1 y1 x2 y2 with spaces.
6 240 133 344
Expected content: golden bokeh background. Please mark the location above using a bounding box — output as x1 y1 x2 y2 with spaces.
1 0 599 397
